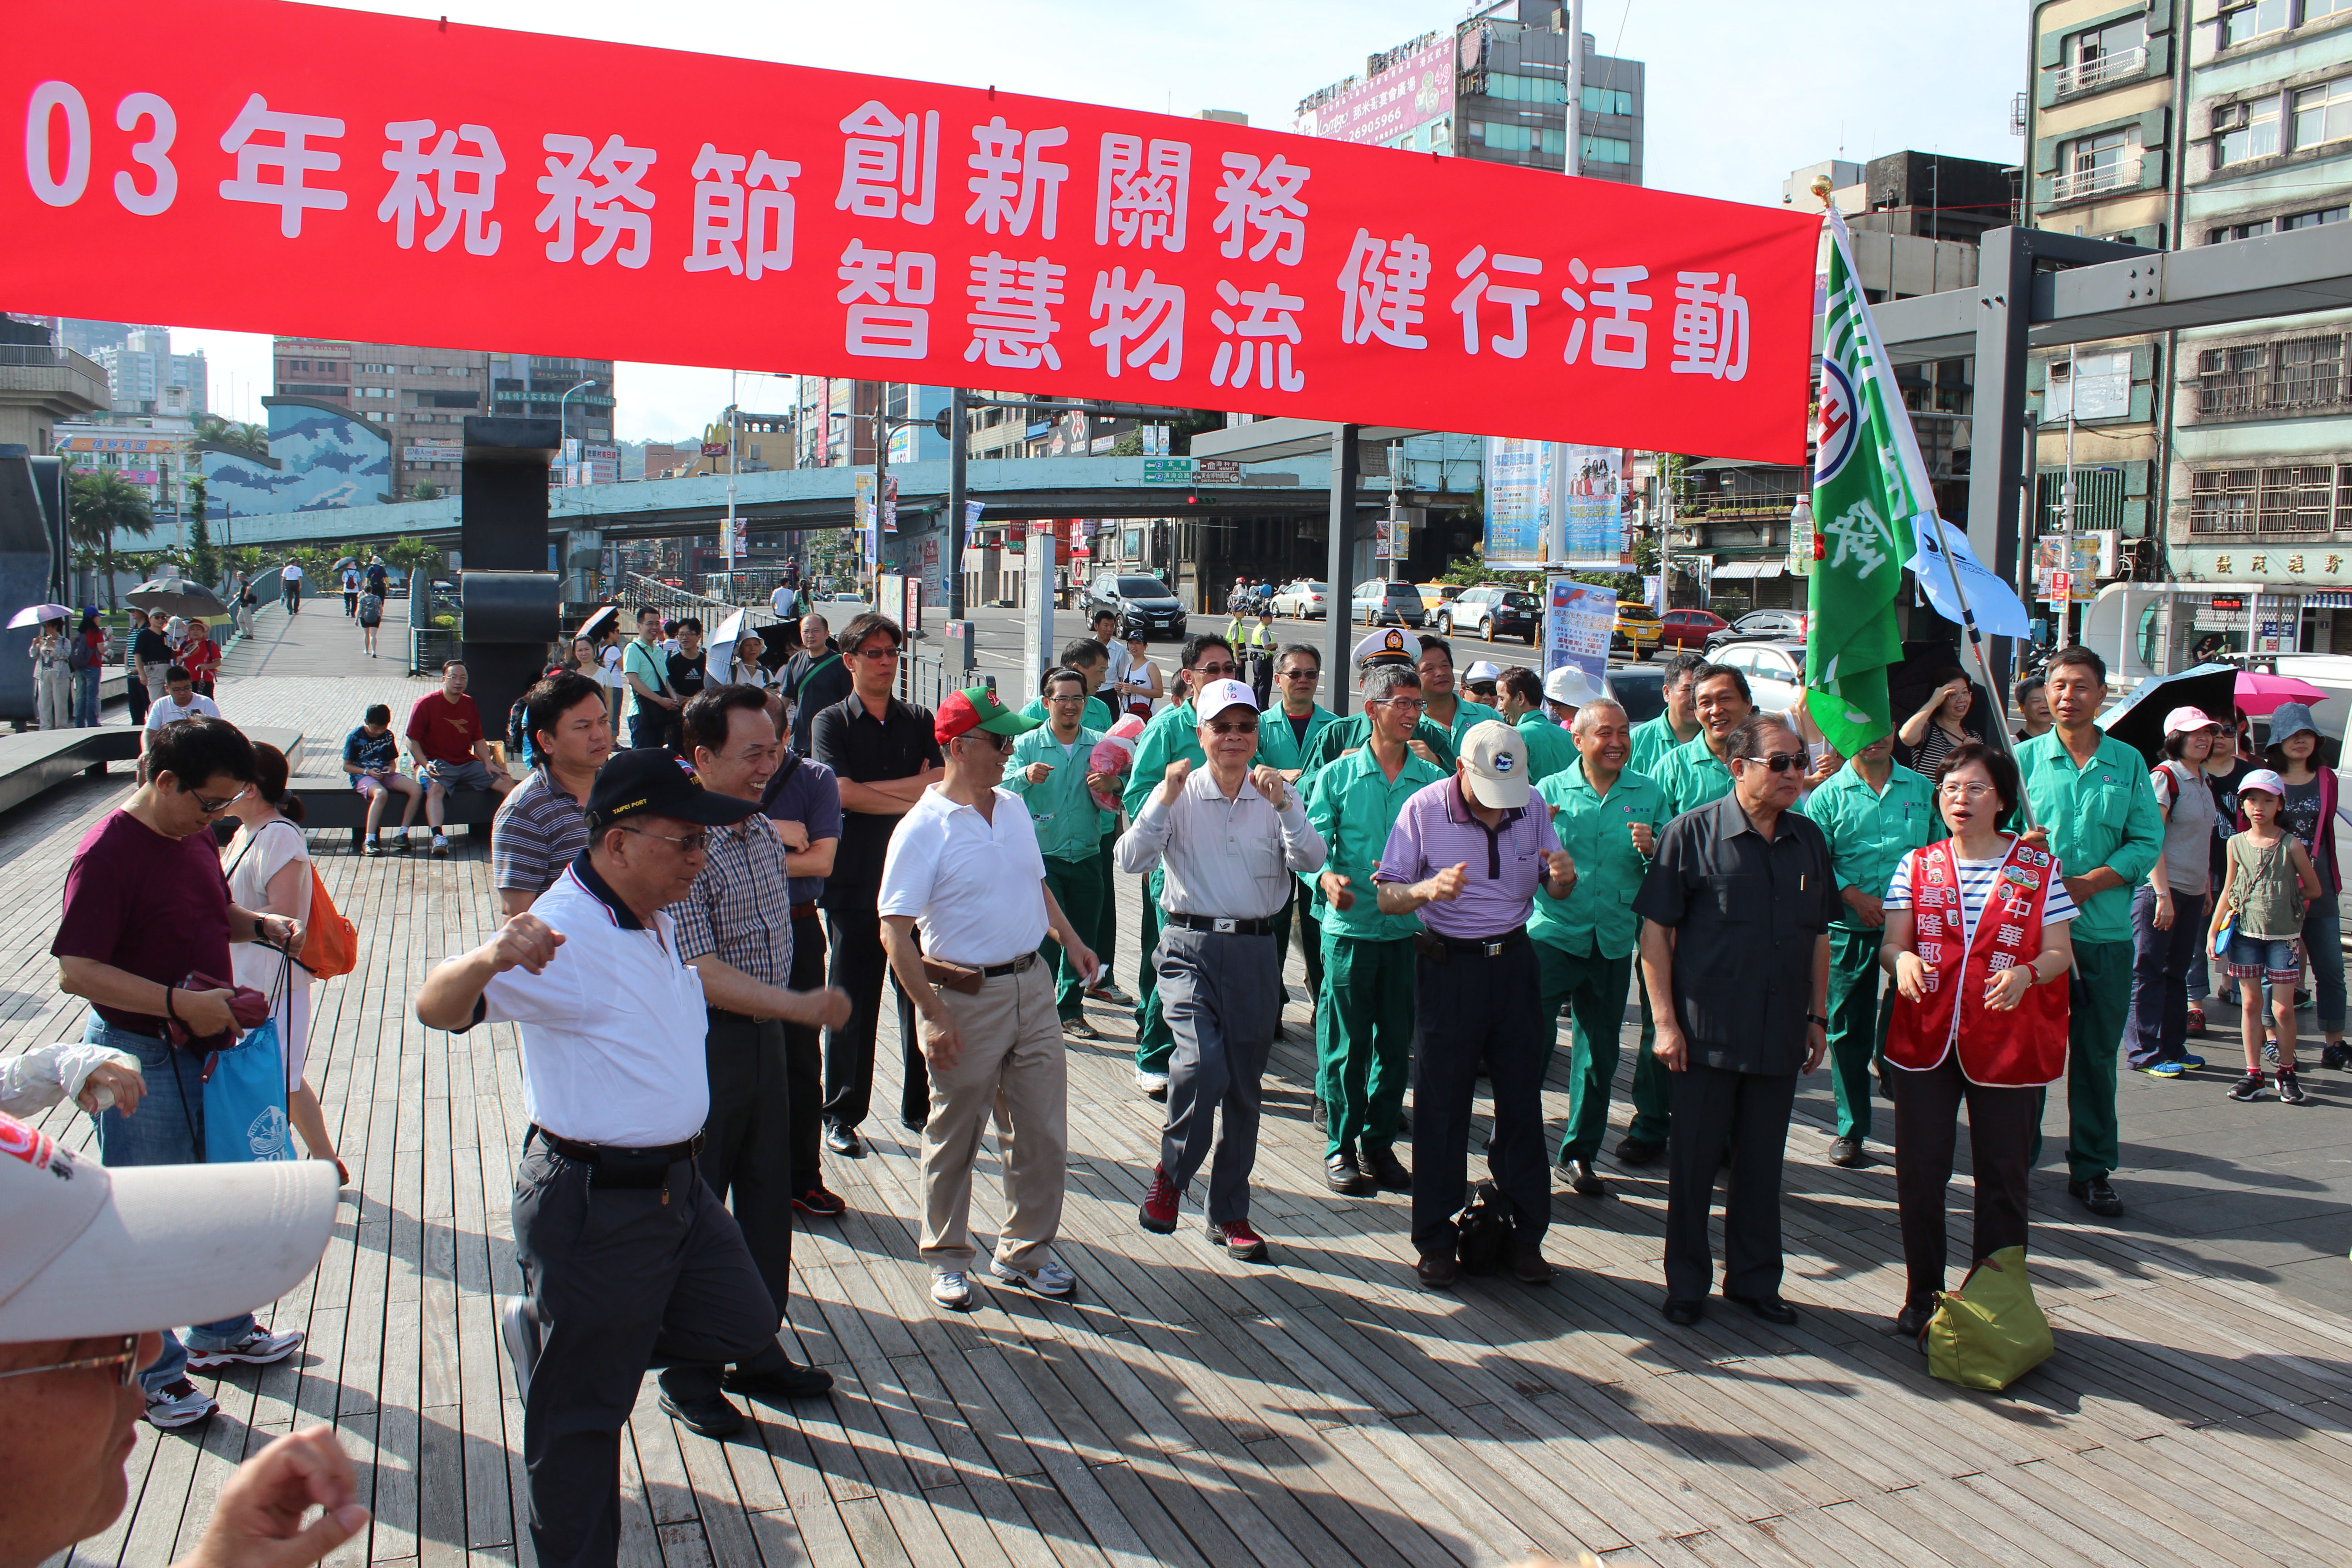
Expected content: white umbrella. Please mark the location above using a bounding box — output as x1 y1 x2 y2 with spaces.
706 608 747 681
8 602 73 629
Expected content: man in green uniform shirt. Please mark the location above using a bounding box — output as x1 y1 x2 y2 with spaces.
1018 637 1117 732
1619 659 1754 1163
2014 646 2163 1220
1305 662 1444 1197
1531 697 1666 1198
1795 730 1936 1167
1496 666 1577 785
1005 667 1117 1036
1121 634 1244 1095
1256 643 1339 1036
1418 635 1502 750
1303 627 1459 773
1021 638 1127 1005
1628 651 1705 775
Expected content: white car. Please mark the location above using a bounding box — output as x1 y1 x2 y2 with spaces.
1708 639 1807 716
1271 579 1328 619
817 592 872 622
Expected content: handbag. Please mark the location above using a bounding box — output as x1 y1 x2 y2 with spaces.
198 945 296 1164
1924 1245 2054 1391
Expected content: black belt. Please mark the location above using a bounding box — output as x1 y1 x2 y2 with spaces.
1167 912 1276 936
982 951 1041 978
706 1005 781 1026
1419 926 1528 960
103 1015 167 1040
530 1125 703 1188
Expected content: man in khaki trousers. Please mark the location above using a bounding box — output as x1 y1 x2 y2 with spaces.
878 687 1100 1313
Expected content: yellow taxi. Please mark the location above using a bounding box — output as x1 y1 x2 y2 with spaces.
1612 602 1664 659
1417 582 1463 615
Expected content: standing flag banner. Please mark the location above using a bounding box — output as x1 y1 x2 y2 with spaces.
5 0 1813 463
1802 207 1938 755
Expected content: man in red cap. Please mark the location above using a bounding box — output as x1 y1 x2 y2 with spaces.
878 687 1099 1312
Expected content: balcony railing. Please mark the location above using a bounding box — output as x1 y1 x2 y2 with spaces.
2055 46 2145 97
2050 157 2141 202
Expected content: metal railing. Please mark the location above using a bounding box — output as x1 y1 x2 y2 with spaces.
2050 158 2141 202
2055 46 2145 97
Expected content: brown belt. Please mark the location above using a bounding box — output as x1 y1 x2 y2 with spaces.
791 901 820 920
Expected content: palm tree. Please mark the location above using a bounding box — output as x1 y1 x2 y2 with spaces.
68 470 156 610
194 415 269 454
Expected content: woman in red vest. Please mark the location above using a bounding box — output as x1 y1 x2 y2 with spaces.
1879 740 2077 1338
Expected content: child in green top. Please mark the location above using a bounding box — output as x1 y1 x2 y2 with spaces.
2210 769 2325 1104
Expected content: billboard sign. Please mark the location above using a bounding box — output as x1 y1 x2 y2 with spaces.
1294 32 1456 148
1560 445 1624 567
1486 439 1624 567
2 0 1814 461
1544 576 1614 684
1485 436 1552 567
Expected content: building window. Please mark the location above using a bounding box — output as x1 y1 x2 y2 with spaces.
2197 346 2268 414
1580 135 1633 165
2293 77 2352 149
2190 469 2257 532
1578 85 1634 116
2212 205 2349 242
2196 333 2350 414
2213 218 2275 241
2215 95 2282 165
2190 465 2345 532
2274 334 2345 407
2313 0 2352 19
2220 0 2290 47
2060 16 2147 94
2287 203 2352 227
1484 71 1565 105
2055 125 2143 198
1471 122 1564 155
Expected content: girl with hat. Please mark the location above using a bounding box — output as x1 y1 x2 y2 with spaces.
2209 768 2326 1103
2128 707 2224 1077
2259 701 2347 1068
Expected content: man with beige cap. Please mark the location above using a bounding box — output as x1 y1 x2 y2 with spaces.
0 1112 357 1568
1374 720 1578 1290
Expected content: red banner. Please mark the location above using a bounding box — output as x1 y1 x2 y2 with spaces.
2 0 1816 461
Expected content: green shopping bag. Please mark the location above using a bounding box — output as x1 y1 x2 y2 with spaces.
1925 1245 2053 1392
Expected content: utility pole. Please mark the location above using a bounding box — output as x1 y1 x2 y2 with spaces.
1384 441 1401 584
722 371 738 583
1324 423 1360 715
1565 0 1585 178
946 385 968 622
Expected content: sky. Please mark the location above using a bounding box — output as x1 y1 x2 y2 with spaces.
162 0 2019 441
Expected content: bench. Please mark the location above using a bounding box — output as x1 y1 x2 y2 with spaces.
291 774 503 853
0 720 302 819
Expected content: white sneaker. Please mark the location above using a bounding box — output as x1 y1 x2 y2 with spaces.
930 1270 976 1311
430 833 450 858
183 1325 304 1369
145 1377 218 1429
1134 1069 1170 1098
990 1255 1077 1298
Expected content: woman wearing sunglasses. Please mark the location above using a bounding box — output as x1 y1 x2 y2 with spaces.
1878 740 2076 1340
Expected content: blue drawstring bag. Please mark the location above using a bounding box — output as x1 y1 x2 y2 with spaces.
202 1017 295 1162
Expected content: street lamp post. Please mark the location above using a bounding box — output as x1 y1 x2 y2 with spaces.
555 378 594 485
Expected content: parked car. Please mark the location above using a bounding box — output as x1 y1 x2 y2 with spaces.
1708 639 1808 715
1438 585 1539 645
1656 608 1729 650
1612 603 1664 659
1271 579 1329 619
1603 663 1667 727
1086 571 1190 640
1417 582 1465 613
815 590 873 622
1351 578 1427 627
1705 608 1809 650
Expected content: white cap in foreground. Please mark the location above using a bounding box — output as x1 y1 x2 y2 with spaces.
1458 720 1532 809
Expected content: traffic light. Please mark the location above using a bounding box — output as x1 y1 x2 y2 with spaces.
934 407 952 440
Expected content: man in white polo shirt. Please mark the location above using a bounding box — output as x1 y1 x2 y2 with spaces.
878 687 1099 1313
414 748 848 1568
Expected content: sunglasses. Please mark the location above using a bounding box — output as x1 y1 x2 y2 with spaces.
1191 662 1239 677
960 729 1014 751
1742 752 1809 774
850 645 902 662
0 1334 142 1388
619 826 710 854
1208 720 1260 737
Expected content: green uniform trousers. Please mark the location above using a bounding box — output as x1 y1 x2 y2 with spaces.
1318 933 1415 1159
1133 867 1177 1071
1826 926 1893 1143
1537 940 1636 1165
2034 937 2130 1183
1041 854 1105 1021
1625 982 1669 1147
1271 886 1324 1025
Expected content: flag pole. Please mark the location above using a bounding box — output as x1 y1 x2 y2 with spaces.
1918 509 2037 829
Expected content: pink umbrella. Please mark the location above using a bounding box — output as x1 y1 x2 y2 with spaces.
2235 670 2329 716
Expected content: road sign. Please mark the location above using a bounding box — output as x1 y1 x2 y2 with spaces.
2047 570 2072 603
1142 457 1193 485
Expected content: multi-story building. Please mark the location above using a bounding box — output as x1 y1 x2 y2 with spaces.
0 315 108 457
92 327 206 419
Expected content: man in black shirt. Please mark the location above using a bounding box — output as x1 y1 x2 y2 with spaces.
784 612 852 758
667 617 709 709
810 613 943 1153
128 610 172 725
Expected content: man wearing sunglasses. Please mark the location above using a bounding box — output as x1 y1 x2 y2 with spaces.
0 1111 363 1568
52 715 308 1430
416 747 817 1563
1635 711 1838 1328
1123 680 1327 1261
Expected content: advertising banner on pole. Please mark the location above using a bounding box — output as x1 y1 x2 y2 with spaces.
1544 576 1614 685
1486 440 1624 568
1485 437 1553 567
1 0 1814 461
1560 445 1625 567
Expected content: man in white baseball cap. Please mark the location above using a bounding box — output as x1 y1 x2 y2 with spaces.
0 1112 359 1568
1119 679 1326 1261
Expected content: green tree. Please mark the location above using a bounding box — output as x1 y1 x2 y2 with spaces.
194 415 268 454
69 470 157 610
408 481 443 500
384 536 439 579
185 474 216 587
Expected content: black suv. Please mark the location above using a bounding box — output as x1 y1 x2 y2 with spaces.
1086 572 1189 640
1438 585 1539 645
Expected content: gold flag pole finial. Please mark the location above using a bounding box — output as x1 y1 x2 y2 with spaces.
1810 173 1836 211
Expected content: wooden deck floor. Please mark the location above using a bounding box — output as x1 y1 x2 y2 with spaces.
19 603 2352 1568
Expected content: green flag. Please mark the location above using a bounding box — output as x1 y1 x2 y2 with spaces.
1803 210 1940 756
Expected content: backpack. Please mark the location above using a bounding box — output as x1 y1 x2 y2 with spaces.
226 822 359 981
1452 1181 1514 1276
1923 1246 2053 1391
66 637 91 672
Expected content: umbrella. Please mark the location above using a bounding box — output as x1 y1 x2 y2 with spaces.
2235 669 2328 717
2099 662 2238 763
7 602 72 629
706 608 747 680
126 578 230 620
333 556 358 569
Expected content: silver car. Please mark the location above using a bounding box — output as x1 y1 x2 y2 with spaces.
1707 639 1807 716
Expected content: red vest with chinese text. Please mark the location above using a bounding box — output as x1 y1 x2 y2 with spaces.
1885 836 2069 1088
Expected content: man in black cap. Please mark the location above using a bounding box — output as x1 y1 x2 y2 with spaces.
415 748 850 1568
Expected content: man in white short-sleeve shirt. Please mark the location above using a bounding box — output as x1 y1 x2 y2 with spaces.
140 666 221 754
877 686 1098 1313
414 747 848 1566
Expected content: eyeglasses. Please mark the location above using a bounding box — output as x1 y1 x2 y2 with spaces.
1374 697 1427 712
619 826 709 854
1936 782 2000 801
1278 667 1319 680
850 645 901 662
0 1334 142 1388
192 785 251 815
1191 662 1239 677
1208 720 1260 737
1741 753 1809 774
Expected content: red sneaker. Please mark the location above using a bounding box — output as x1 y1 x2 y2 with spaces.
1207 1218 1269 1262
1138 1164 1179 1233
793 1185 847 1218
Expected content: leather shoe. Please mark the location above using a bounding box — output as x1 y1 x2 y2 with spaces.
2068 1176 2124 1218
1614 1134 1663 1166
1892 1300 1936 1340
1557 1158 1609 1198
659 1390 745 1438
1325 1151 1375 1196
1725 1290 1799 1325
1509 1241 1556 1286
1826 1136 1871 1168
1662 1298 1705 1326
1415 1252 1460 1290
1361 1146 1411 1192
823 1124 865 1158
724 1361 836 1402
1311 1097 1328 1131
